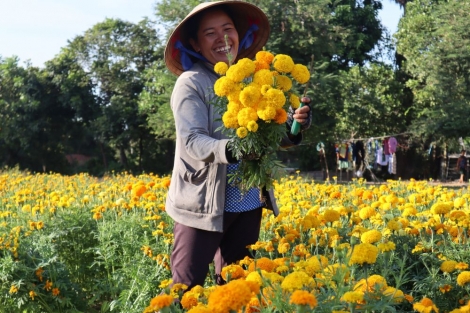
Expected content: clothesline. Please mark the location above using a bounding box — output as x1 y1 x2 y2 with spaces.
341 132 411 142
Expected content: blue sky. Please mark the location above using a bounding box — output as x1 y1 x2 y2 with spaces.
0 0 403 68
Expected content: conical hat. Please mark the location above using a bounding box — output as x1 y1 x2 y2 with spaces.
164 1 270 76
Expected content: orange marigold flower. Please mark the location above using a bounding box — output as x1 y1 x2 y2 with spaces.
221 264 246 281
44 280 53 291
147 294 174 311
52 288 60 296
207 280 252 313
439 284 452 293
248 257 277 273
289 290 318 308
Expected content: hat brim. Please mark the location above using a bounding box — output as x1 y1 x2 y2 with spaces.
164 1 270 76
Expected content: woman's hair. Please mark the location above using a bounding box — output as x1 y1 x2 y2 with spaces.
185 5 238 43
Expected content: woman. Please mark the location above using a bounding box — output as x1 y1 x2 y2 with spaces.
163 0 311 290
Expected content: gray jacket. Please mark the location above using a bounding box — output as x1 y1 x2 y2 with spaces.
165 61 303 232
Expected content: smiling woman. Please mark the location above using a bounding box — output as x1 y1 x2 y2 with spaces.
161 0 312 300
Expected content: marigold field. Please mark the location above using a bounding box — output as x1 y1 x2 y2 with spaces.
1 169 470 313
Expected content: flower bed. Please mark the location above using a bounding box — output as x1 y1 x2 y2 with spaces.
1 169 470 312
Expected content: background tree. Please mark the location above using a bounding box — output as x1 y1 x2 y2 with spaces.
395 0 470 148
67 18 161 172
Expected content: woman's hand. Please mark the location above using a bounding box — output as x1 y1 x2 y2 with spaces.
293 97 311 124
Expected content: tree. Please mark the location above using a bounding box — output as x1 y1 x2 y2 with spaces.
0 55 96 172
395 0 470 141
336 64 406 139
67 18 161 171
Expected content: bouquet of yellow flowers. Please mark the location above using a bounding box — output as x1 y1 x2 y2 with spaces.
212 50 310 193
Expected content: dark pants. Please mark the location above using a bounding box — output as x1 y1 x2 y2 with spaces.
170 208 262 290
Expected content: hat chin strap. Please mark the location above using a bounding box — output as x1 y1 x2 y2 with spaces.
175 41 208 71
238 24 259 52
175 24 258 71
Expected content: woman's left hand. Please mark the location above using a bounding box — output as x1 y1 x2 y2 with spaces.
293 97 311 124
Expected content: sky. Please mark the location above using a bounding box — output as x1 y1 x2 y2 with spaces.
0 0 403 68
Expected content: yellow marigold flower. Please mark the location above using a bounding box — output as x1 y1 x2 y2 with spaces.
378 241 396 252
431 202 452 215
274 108 287 124
22 204 32 213
289 290 318 308
236 127 248 138
275 75 292 91
323 209 341 223
9 285 18 294
222 111 239 129
349 243 378 265
289 93 300 109
260 84 272 95
402 206 418 217
227 84 242 102
281 271 315 292
221 264 246 281
239 85 261 108
457 271 470 286
354 275 388 293
341 291 364 303
413 297 439 313
159 279 172 289
227 100 242 113
256 50 275 64
52 288 60 296
246 120 259 132
237 107 258 127
387 220 401 231
383 286 405 303
257 107 277 121
29 290 37 300
245 271 264 286
248 257 277 272
186 304 212 313
207 280 252 313
291 63 310 84
440 260 457 273
273 54 295 73
170 283 188 297
449 210 467 221
361 229 382 244
264 87 286 109
214 76 235 96
454 197 466 208
359 206 376 220
253 69 274 86
214 61 228 75
227 58 256 82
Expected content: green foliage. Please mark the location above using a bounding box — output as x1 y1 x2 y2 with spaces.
395 0 470 139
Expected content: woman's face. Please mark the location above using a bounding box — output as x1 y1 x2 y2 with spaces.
190 9 239 65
